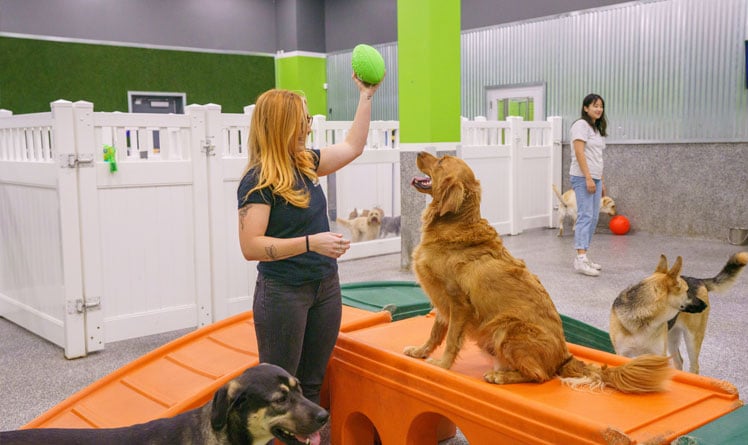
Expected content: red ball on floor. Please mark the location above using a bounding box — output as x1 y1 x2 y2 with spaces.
609 215 631 235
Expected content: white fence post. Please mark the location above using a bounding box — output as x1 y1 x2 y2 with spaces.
72 100 105 353
186 104 214 328
508 116 523 235
203 103 230 321
52 99 88 359
0 109 11 161
548 116 563 228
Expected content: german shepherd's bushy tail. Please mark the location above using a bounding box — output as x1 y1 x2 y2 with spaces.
558 355 672 393
702 251 748 292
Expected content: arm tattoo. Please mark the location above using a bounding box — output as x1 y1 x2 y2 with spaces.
265 244 278 260
238 204 252 231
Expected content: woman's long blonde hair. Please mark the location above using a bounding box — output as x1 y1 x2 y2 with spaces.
243 89 318 208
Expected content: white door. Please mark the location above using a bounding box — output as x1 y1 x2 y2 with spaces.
486 84 545 121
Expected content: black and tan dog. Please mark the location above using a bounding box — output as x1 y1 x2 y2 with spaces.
610 253 747 373
405 152 671 393
667 252 747 373
0 363 328 445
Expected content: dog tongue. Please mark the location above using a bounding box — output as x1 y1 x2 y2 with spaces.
296 431 321 445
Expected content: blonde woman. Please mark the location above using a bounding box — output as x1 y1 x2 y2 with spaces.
237 74 382 413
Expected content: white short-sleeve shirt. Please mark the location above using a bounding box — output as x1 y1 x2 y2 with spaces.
569 119 605 179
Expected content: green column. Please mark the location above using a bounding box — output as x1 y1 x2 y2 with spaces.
275 52 327 116
397 0 461 271
397 0 461 145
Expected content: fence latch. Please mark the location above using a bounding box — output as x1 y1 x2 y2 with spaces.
59 153 95 168
202 138 216 156
73 297 101 314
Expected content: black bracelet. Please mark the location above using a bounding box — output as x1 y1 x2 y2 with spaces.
305 235 310 252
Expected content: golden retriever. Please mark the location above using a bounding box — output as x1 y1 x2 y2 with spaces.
552 184 616 237
404 152 671 393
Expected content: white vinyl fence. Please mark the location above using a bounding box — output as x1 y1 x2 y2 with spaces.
0 101 559 357
460 116 562 235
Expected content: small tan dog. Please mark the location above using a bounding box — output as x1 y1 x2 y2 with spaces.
337 207 383 242
348 207 369 219
552 184 616 236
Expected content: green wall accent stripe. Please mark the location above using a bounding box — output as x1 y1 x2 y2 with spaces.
0 36 275 114
397 0 460 143
275 55 327 116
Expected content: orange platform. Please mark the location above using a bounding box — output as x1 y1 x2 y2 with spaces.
25 306 392 429
328 314 742 445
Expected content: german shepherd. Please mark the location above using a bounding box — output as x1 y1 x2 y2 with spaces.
405 152 671 393
610 253 747 374
0 363 328 445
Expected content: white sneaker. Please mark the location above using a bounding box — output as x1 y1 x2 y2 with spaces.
574 257 600 276
585 257 602 270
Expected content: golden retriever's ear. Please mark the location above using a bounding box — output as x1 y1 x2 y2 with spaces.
655 255 668 273
667 256 683 278
436 176 464 216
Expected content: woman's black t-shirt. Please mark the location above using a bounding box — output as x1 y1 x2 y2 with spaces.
237 149 336 283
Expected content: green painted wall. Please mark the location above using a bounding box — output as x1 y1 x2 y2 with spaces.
275 55 327 116
397 0 460 143
0 36 275 114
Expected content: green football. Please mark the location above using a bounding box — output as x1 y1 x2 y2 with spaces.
351 44 385 85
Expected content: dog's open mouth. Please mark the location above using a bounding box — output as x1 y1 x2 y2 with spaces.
411 176 432 191
272 427 321 445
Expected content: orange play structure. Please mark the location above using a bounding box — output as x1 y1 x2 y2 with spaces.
328 314 742 445
25 306 391 429
21 298 744 444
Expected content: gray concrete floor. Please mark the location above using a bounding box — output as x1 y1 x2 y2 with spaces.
1 228 747 442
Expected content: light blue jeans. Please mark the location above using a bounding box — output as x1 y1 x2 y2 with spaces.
570 175 602 251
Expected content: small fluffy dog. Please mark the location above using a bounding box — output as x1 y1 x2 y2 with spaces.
552 184 616 236
379 215 401 238
337 207 383 242
348 208 369 219
0 363 328 445
404 152 671 393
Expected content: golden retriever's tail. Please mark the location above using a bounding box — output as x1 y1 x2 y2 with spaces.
702 251 748 293
551 184 566 208
559 355 672 393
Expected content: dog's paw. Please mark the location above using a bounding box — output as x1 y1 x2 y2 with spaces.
403 345 429 358
425 357 452 369
483 371 506 384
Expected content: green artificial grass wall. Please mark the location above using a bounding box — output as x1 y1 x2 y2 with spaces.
0 36 275 114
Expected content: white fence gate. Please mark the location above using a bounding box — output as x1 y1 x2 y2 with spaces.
0 101 258 358
460 116 562 235
0 102 559 358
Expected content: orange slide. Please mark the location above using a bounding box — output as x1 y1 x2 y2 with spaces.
22 300 742 444
24 306 391 430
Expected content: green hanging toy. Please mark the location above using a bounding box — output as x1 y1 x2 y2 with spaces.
103 145 118 172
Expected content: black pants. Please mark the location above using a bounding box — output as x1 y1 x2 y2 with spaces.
252 271 342 404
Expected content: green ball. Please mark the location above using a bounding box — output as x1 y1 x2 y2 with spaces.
351 44 385 85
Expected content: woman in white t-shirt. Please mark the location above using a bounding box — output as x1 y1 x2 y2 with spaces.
568 94 608 276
